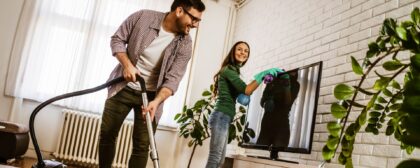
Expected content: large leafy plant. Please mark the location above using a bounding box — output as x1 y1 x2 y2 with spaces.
174 85 255 168
322 7 420 167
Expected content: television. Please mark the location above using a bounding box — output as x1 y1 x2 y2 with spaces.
240 61 323 163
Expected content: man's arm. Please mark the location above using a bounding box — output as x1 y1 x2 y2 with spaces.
143 87 173 121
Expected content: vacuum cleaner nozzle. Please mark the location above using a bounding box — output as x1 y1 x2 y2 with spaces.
32 160 66 168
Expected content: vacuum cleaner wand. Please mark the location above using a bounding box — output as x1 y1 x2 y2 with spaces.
30 76 160 168
138 77 160 168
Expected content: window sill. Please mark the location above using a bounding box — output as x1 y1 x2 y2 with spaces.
157 125 178 132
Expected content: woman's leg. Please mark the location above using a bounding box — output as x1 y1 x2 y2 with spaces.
205 111 231 168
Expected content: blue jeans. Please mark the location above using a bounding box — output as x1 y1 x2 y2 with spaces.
206 111 231 168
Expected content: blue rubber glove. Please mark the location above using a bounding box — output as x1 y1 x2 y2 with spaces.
254 68 282 84
237 93 250 106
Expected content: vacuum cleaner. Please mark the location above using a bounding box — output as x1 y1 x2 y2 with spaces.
29 75 160 168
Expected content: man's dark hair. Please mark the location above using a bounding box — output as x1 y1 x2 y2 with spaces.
171 0 205 12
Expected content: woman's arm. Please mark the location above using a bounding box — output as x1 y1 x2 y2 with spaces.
244 80 259 96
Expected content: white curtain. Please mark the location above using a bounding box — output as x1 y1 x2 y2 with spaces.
288 65 319 148
6 0 193 127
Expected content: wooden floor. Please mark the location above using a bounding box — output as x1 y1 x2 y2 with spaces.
0 157 35 168
0 157 78 168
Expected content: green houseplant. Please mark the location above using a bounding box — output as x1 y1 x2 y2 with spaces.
174 85 255 168
322 7 420 167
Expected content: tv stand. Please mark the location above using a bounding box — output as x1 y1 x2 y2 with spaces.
252 145 299 164
229 155 315 168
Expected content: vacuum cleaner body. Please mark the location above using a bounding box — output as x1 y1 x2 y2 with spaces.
0 121 29 163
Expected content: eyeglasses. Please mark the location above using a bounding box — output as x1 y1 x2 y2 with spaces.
182 7 201 24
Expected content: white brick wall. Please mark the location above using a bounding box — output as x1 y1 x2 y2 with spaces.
233 0 420 167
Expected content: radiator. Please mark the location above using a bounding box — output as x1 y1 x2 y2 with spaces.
53 109 133 167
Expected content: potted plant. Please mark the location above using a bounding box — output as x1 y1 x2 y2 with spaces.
174 85 255 168
322 7 420 168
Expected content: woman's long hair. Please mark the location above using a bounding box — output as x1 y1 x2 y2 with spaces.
212 41 250 97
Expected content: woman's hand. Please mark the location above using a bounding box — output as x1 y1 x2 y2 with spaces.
254 68 283 84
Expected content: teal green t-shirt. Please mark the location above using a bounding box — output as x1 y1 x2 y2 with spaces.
214 65 247 118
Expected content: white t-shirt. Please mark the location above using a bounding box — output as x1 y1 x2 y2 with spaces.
127 25 175 91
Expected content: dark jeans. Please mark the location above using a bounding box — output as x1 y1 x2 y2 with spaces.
99 86 157 168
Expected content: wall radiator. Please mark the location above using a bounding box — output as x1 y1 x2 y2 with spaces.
53 109 134 167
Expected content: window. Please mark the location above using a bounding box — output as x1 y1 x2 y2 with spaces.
10 0 194 127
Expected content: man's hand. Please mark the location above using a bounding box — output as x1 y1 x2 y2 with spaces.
142 100 160 122
115 52 140 82
123 65 140 82
142 87 173 122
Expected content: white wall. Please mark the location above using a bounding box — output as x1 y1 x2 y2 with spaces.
0 0 234 167
0 0 24 120
232 0 420 167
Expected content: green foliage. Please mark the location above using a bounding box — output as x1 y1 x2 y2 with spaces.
322 8 420 167
174 85 255 166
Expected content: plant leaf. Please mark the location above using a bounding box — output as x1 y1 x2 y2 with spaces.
382 88 393 97
366 50 377 58
338 153 347 164
248 128 256 138
411 54 420 69
331 103 348 119
374 78 390 91
383 60 403 71
236 122 242 132
345 123 356 140
410 28 420 45
391 80 401 90
202 90 211 96
385 125 395 136
389 103 401 111
322 145 335 161
369 111 382 117
377 96 388 103
326 136 339 150
174 113 181 120
367 94 378 110
396 26 407 40
373 104 385 110
334 84 355 100
411 7 420 25
327 122 342 137
359 109 368 125
240 115 246 125
351 56 363 75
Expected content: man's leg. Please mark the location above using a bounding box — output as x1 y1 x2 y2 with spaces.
129 92 157 168
99 88 132 168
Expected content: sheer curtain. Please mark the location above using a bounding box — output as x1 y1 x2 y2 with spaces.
288 65 319 148
7 0 192 127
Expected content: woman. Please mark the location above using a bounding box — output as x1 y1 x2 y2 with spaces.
206 41 282 168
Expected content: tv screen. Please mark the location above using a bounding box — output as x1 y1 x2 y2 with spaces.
240 61 323 162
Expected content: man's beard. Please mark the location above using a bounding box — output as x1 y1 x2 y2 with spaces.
175 18 187 35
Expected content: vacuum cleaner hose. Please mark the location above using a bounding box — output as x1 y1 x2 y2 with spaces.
29 76 144 168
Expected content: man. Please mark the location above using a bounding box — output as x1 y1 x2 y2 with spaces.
99 0 205 167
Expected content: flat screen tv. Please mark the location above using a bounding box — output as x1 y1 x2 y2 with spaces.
240 61 323 163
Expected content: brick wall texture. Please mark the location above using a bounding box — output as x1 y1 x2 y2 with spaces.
232 0 420 167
